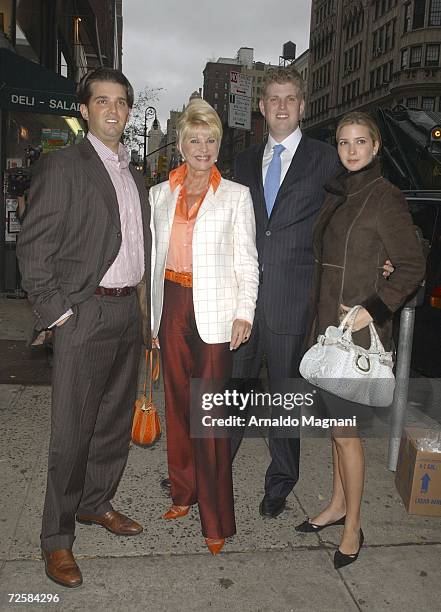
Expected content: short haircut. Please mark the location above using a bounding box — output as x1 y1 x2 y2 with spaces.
176 98 223 152
261 66 305 99
336 111 382 147
77 67 134 108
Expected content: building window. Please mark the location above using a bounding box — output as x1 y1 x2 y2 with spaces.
410 46 422 67
406 97 418 108
401 48 409 68
214 92 218 99
413 0 427 28
58 50 68 77
426 43 440 65
404 3 412 31
429 0 441 25
422 97 435 111
375 0 396 19
372 19 396 57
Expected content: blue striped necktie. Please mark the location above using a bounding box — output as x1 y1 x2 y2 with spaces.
264 144 285 216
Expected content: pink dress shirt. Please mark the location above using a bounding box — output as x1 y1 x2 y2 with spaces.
88 132 144 287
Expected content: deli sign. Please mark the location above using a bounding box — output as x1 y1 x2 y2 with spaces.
1 87 81 117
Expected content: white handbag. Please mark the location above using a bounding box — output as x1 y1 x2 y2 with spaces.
299 306 395 407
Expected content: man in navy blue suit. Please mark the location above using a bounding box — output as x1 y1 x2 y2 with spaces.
232 67 340 518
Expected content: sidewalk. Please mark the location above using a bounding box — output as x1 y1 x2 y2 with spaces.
0 298 439 612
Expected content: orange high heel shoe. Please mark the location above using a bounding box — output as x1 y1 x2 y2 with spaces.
162 505 190 520
205 538 225 555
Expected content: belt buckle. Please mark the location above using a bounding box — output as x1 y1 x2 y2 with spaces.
115 287 123 296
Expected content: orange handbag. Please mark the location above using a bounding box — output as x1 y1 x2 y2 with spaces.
131 348 161 447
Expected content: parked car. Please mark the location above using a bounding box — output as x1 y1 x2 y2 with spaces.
404 192 441 377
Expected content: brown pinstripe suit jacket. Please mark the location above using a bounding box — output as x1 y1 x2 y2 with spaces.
17 138 151 344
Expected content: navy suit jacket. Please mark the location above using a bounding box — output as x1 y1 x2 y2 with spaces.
235 134 339 335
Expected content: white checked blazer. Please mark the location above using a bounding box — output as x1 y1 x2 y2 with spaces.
150 177 259 343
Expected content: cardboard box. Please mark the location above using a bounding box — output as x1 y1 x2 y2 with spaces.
395 427 441 517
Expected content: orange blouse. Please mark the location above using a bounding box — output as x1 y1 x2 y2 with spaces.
166 163 222 273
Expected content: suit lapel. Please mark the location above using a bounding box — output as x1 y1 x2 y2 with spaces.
165 184 180 230
195 185 217 221
78 139 121 231
129 164 149 242
252 143 267 219
271 135 311 218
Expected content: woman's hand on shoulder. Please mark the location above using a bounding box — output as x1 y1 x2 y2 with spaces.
230 319 252 350
340 305 373 332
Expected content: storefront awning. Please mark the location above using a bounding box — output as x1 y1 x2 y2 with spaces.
0 49 81 117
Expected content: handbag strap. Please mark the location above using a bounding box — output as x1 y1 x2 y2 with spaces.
338 306 389 357
339 305 361 341
367 322 388 356
143 348 160 402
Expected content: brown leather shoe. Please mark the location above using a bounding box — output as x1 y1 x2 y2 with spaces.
42 549 83 588
162 505 190 520
76 510 143 535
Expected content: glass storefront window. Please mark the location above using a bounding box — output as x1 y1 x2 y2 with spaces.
4 111 84 247
7 111 83 165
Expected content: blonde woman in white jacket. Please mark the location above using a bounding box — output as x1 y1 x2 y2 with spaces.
150 99 258 555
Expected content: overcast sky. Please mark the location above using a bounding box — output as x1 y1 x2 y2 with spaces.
122 0 312 130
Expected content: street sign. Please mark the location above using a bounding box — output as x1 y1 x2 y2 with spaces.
228 71 252 131
229 71 252 97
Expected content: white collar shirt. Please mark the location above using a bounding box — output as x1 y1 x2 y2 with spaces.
262 127 302 186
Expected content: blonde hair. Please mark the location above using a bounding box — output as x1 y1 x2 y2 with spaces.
176 98 222 152
261 67 305 99
336 111 382 148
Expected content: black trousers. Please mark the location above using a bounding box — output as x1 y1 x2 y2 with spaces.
232 301 304 500
41 293 141 552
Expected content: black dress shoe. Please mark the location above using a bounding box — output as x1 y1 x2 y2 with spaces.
160 478 171 495
295 515 346 533
334 529 364 569
259 494 286 518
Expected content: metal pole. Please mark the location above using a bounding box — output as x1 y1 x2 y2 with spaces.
0 109 5 292
143 115 147 175
387 280 425 471
387 305 416 471
143 106 157 176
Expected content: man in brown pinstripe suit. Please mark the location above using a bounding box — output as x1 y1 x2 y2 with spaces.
17 68 151 588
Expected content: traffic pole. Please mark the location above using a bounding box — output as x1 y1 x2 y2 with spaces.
387 286 424 471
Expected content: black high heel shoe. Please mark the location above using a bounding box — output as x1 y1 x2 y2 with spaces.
295 515 346 533
334 529 364 569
